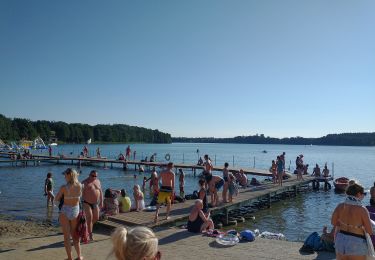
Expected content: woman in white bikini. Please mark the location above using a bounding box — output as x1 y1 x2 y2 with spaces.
55 168 83 260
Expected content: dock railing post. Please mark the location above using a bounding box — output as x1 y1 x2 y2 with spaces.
214 155 216 165
232 155 234 167
183 153 184 164
332 162 334 178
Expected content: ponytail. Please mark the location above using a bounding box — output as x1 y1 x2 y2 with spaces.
110 226 158 260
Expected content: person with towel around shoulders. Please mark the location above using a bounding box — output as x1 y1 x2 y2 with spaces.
331 182 373 259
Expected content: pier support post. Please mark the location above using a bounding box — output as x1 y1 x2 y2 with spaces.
193 168 196 177
223 208 229 225
111 163 113 169
267 193 271 208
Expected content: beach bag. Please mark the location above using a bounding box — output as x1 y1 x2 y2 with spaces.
76 209 89 244
300 232 324 253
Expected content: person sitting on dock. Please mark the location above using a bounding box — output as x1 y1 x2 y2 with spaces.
154 162 175 222
205 174 224 207
197 157 203 166
118 189 131 213
118 153 125 161
150 153 156 162
238 169 248 187
187 199 214 233
103 188 120 216
312 164 321 177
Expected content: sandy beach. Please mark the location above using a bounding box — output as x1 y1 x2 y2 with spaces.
0 217 335 260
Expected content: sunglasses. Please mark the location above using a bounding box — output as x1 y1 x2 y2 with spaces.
90 174 97 178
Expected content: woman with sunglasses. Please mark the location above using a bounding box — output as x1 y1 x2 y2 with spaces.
331 183 373 260
55 168 83 260
111 226 161 260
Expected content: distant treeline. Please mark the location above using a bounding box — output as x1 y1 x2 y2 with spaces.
173 133 375 146
0 114 172 144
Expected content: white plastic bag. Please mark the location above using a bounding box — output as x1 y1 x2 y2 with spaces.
365 232 375 260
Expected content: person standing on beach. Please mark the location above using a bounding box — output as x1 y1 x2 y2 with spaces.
154 162 175 222
370 182 375 206
44 172 54 206
55 168 83 260
82 170 103 241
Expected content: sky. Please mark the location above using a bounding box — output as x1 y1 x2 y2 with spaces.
1 1 374 138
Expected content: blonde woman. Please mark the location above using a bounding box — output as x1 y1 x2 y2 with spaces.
55 168 83 260
111 226 161 260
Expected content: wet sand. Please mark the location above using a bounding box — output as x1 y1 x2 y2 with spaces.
0 217 335 260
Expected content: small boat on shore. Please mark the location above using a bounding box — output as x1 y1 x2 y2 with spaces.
334 177 349 192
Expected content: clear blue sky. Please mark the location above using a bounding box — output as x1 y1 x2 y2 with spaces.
1 1 374 138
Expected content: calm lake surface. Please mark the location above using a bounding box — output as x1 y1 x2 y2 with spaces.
0 143 374 241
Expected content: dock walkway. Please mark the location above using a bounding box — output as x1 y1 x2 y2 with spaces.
100 176 317 230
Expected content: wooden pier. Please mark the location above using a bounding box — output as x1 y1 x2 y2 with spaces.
0 151 273 177
99 176 320 231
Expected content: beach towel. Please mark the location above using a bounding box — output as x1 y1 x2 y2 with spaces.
76 210 89 244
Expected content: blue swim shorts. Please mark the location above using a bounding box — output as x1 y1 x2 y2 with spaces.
335 231 368 256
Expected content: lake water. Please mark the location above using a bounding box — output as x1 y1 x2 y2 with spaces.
0 143 374 241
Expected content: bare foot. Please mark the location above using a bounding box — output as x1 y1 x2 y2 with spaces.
154 216 158 223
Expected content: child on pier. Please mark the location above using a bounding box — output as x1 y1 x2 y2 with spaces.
228 173 238 203
133 185 145 211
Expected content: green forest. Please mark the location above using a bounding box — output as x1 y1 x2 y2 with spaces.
173 133 375 146
0 114 172 144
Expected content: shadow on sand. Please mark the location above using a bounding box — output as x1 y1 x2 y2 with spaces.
158 229 200 245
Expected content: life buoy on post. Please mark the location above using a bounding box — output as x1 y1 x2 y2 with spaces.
165 153 171 161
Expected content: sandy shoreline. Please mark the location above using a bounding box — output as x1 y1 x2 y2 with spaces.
0 217 336 260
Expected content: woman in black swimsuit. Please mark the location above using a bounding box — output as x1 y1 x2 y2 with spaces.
187 199 214 233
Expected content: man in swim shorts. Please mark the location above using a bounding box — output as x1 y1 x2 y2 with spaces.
82 170 103 240
206 174 224 207
154 162 175 222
